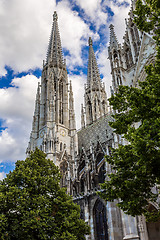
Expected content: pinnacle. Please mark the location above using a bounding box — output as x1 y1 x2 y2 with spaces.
53 11 58 21
70 80 73 92
109 24 114 29
88 37 93 46
36 82 40 97
109 24 116 35
109 23 119 48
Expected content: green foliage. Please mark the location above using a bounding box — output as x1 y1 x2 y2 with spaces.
99 0 160 221
0 148 90 239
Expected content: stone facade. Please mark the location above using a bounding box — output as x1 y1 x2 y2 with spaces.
27 2 159 239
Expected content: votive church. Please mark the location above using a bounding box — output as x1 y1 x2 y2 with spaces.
26 1 158 239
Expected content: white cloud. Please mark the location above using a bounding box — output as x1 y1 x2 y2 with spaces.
0 0 99 76
74 0 108 29
69 73 86 129
0 171 6 180
0 75 40 120
97 46 112 99
105 0 131 43
0 75 39 162
56 0 99 69
0 0 56 75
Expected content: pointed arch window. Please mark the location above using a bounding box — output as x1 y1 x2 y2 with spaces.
102 101 106 115
98 163 105 184
113 51 118 60
94 99 97 120
80 176 85 193
88 100 93 124
59 80 63 124
94 199 108 240
117 76 120 85
60 142 63 151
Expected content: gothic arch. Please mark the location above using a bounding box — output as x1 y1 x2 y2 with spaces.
138 55 155 83
113 50 118 60
98 163 105 184
80 174 85 193
93 199 108 240
72 184 77 196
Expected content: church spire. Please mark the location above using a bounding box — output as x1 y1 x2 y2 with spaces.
109 24 119 49
87 37 101 87
84 38 108 126
46 11 64 65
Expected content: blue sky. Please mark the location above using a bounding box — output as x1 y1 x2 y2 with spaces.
0 0 130 179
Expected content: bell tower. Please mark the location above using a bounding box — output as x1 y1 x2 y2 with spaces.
27 12 77 177
82 37 108 127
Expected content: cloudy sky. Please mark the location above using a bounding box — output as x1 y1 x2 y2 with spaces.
0 0 131 179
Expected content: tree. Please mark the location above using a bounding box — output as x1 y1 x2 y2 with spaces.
0 148 90 240
99 0 160 221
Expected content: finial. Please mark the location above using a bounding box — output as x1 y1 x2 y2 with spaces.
125 18 127 26
53 11 58 21
109 24 114 30
70 80 72 91
88 37 92 46
131 0 133 9
36 82 40 98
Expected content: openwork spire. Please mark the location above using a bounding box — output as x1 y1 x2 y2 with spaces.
46 11 64 65
109 24 119 48
87 37 101 87
85 37 108 126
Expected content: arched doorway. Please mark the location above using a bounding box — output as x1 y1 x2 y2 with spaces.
94 199 108 240
147 204 160 240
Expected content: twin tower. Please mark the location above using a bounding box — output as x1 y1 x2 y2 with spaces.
27 11 108 166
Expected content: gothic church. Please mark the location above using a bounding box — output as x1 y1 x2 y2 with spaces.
27 1 158 239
